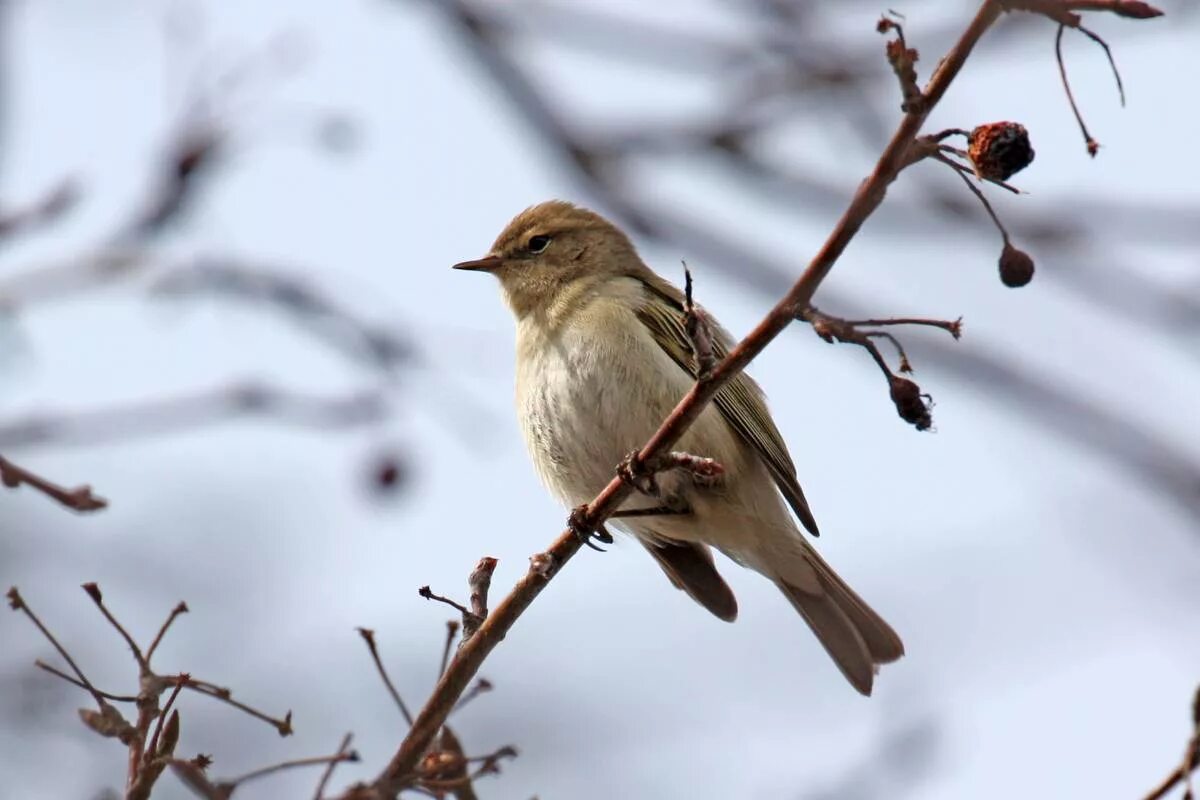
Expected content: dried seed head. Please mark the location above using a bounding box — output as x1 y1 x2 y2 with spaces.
999 243 1036 288
969 122 1035 181
889 376 933 431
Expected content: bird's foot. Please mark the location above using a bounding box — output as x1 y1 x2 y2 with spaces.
568 504 612 552
616 450 660 496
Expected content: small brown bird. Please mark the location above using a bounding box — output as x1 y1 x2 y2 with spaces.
454 201 903 694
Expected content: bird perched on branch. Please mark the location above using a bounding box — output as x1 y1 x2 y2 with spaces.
453 200 903 695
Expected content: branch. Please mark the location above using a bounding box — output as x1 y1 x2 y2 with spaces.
0 454 107 512
0 179 78 244
370 0 1026 791
0 382 385 449
1143 684 1200 800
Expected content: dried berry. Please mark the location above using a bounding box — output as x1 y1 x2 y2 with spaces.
999 243 1035 288
889 376 932 431
969 122 1034 181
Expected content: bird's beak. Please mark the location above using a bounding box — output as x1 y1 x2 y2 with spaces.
451 255 503 273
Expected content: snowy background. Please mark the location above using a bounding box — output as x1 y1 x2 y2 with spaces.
1 1 1197 798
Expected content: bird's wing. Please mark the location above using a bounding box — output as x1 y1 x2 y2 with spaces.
632 273 820 536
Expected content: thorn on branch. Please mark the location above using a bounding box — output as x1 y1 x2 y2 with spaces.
0 455 107 512
878 12 924 113
799 306 957 431
440 620 460 677
682 263 717 381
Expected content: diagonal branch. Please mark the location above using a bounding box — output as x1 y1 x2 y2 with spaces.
0 455 107 512
368 0 1015 792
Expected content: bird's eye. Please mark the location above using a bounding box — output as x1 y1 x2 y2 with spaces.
527 235 552 254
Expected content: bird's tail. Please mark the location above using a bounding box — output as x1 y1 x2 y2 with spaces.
768 540 904 696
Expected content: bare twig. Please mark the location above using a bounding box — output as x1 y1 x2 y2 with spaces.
146 602 190 663
357 628 415 726
418 586 473 621
226 749 361 790
314 733 355 800
176 676 293 736
6 588 108 708
1054 24 1100 156
0 455 107 512
33 660 138 702
80 582 147 669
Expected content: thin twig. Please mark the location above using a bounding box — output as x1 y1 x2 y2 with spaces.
356 628 415 726
452 679 494 713
226 749 361 789
418 586 472 619
146 602 190 663
0 455 107 512
935 153 1012 244
1055 24 1099 156
33 660 138 702
81 582 147 669
841 316 963 339
176 676 293 736
935 147 1022 193
313 733 355 800
6 588 107 708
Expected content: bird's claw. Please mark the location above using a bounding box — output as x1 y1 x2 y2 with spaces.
568 505 610 552
617 450 660 496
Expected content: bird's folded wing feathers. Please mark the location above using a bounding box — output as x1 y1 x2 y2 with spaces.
632 274 821 536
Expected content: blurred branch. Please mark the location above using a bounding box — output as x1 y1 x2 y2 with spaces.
0 454 107 512
0 382 386 449
150 257 415 376
0 179 78 245
1143 684 1200 800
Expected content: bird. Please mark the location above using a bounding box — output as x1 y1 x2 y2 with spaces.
453 200 903 695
